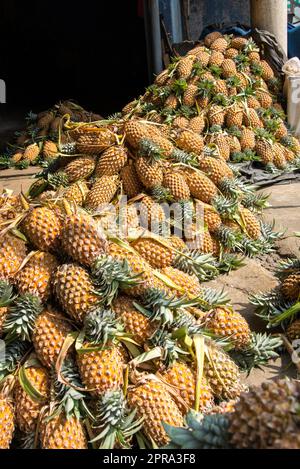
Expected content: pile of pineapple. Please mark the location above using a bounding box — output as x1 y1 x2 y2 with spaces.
123 32 300 173
0 100 102 170
0 32 296 450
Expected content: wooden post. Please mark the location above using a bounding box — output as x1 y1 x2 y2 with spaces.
250 0 288 54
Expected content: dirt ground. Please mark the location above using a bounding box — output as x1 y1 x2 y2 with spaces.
1 168 300 386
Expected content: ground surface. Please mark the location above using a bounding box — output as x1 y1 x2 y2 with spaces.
1 168 299 386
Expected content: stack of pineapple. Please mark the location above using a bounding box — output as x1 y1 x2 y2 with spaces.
0 190 282 449
0 100 102 170
123 32 300 173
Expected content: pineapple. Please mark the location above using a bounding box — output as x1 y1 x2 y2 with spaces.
173 116 189 129
161 362 214 413
281 273 300 301
120 163 143 198
207 131 230 161
135 157 163 189
260 60 274 81
15 251 59 302
85 175 119 210
76 129 115 154
196 51 210 67
225 104 243 128
43 140 58 159
155 69 169 86
61 211 107 267
182 84 198 107
175 130 204 154
255 89 273 109
274 121 288 140
231 37 248 50
208 104 225 127
62 155 95 182
32 308 73 368
246 96 261 109
164 94 179 110
14 363 49 433
53 263 100 323
197 202 222 232
210 37 228 53
239 207 261 240
162 171 190 201
221 59 237 78
188 115 205 134
184 169 218 204
286 319 300 341
130 236 177 269
11 151 24 163
21 206 62 253
203 306 251 349
160 266 201 298
273 143 287 170
76 310 125 397
209 51 225 67
127 378 184 446
139 195 166 231
240 127 256 150
95 145 128 177
204 341 244 400
112 294 156 345
204 31 223 47
176 55 195 79
40 411 87 449
0 233 27 280
225 48 239 59
63 181 89 205
24 143 40 163
185 225 214 253
213 79 228 96
255 133 274 166
198 155 233 186
243 108 263 128
0 395 15 448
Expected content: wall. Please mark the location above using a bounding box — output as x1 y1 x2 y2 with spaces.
188 0 251 40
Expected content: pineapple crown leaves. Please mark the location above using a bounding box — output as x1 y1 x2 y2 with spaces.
212 195 239 217
47 171 70 190
91 390 143 449
163 411 230 449
209 65 222 77
177 104 196 119
150 185 174 203
171 79 188 96
138 137 165 162
251 61 263 76
249 290 294 327
150 330 187 367
170 309 203 337
215 225 241 250
82 308 125 346
230 332 282 373
0 281 16 307
171 148 199 167
276 258 300 277
197 287 230 311
3 294 43 341
218 177 253 199
174 250 218 282
243 38 259 53
237 236 271 258
234 53 250 71
197 79 214 97
226 75 241 89
91 255 141 306
51 358 89 420
133 288 199 326
259 221 284 245
217 253 246 274
241 192 270 212
211 93 229 107
231 149 260 163
0 339 30 382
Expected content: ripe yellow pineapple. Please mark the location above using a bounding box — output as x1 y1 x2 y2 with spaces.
203 306 251 349
120 163 143 198
164 94 179 110
85 175 119 210
183 84 198 107
221 59 237 78
154 69 169 86
225 47 239 59
198 155 233 186
21 206 62 253
43 140 58 159
63 181 89 205
76 129 116 154
239 207 261 240
273 143 287 170
15 251 59 302
281 273 300 301
139 194 166 229
210 37 228 53
135 157 163 189
255 138 274 165
11 151 24 163
255 89 273 109
40 411 88 449
243 108 263 128
0 395 15 448
0 233 27 280
162 171 190 201
24 143 40 163
213 79 228 96
112 294 156 345
208 133 230 161
208 105 225 127
286 319 300 341
127 378 184 447
176 55 195 79
160 266 201 298
231 37 248 50
161 362 214 413
95 145 128 177
173 116 189 129
188 115 205 134
53 263 100 323
240 128 256 150
225 104 243 128
204 31 223 47
32 308 73 369
14 363 49 433
185 225 214 253
197 202 222 232
175 130 204 154
62 155 95 182
260 60 274 81
130 236 176 269
209 51 225 67
185 169 219 204
246 96 261 109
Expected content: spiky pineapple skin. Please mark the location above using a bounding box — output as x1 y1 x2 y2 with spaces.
61 212 107 267
53 263 100 323
32 308 73 369
160 266 201 298
85 175 119 210
175 130 204 154
15 251 59 302
40 412 88 449
0 233 27 280
185 170 219 204
22 207 62 253
76 129 115 155
0 397 15 448
281 273 300 301
286 319 300 342
240 207 261 240
14 365 49 433
127 380 184 447
120 164 143 198
131 237 175 269
112 295 156 345
77 343 124 397
63 182 89 205
204 307 251 349
95 145 128 177
163 172 190 201
135 157 163 189
198 156 233 186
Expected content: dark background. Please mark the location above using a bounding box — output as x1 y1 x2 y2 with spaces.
0 0 148 117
